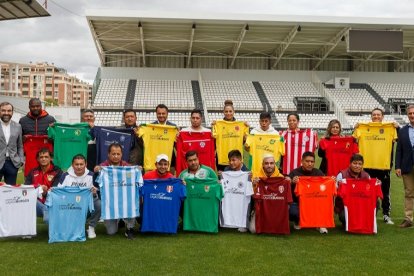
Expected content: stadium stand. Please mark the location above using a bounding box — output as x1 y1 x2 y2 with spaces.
206 112 261 129
325 88 384 112
274 112 338 129
93 79 129 108
369 83 414 101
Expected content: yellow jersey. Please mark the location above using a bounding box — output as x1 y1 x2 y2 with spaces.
245 134 285 178
353 122 397 170
138 124 178 171
212 120 249 165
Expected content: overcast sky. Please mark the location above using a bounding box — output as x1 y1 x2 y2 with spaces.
1 0 414 83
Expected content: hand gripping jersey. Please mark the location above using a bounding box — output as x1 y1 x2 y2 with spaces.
212 120 249 165
281 129 318 174
46 187 93 243
295 176 336 228
23 135 53 176
338 178 383 234
254 177 292 234
245 134 285 178
93 127 134 164
138 124 178 171
141 178 186 234
319 136 359 176
220 171 253 228
48 123 91 170
97 166 143 220
184 178 224 233
0 185 37 237
353 122 397 170
176 131 216 176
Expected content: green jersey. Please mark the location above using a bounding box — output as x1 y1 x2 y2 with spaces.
183 178 223 233
48 123 91 170
179 165 218 180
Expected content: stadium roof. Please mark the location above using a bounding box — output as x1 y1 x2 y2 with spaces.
86 10 414 70
0 0 49 21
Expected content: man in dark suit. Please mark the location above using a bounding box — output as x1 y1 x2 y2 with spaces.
395 104 414 228
0 102 25 184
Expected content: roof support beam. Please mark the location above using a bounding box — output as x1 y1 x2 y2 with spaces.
396 48 414 72
87 20 105 65
312 27 350 70
186 24 196 68
354 53 375 71
271 25 299 69
139 21 146 67
229 24 249 69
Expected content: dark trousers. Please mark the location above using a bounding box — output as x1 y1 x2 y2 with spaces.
365 169 391 216
289 202 299 224
0 159 18 185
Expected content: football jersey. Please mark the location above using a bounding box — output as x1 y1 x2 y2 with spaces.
254 177 292 234
220 171 253 228
48 123 91 170
176 131 216 176
141 178 186 234
212 120 249 165
295 176 336 228
178 165 218 180
93 127 134 164
245 134 285 178
183 178 224 233
138 124 178 171
281 129 318 174
319 136 359 176
46 187 93 243
23 135 53 176
338 178 383 234
353 122 397 170
0 185 37 237
97 166 143 220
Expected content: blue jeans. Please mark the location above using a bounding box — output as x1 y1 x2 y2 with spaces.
289 202 299 224
36 200 49 224
0 159 18 185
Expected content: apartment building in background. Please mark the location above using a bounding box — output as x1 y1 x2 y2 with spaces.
0 61 92 108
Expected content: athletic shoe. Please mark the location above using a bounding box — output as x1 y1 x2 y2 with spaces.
125 228 135 240
318 227 328 234
383 215 394 225
293 223 301 230
399 219 413 228
237 227 248 233
87 226 97 239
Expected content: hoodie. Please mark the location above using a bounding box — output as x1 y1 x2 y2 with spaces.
58 166 94 188
19 109 56 136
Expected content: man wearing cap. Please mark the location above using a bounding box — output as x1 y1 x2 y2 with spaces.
143 154 174 180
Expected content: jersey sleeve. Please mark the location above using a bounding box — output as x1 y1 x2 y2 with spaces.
45 190 53 207
375 180 384 199
279 136 285 156
245 181 254 197
212 123 218 138
312 130 318 149
137 125 146 138
245 135 253 152
217 184 224 200
243 124 249 135
337 179 347 199
294 180 301 197
47 125 55 140
135 167 144 187
180 182 187 200
88 190 94 213
286 182 293 203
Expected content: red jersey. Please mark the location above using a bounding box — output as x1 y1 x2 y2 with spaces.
176 131 215 176
281 129 318 174
24 163 62 203
319 136 359 176
295 176 336 228
143 170 174 180
23 135 53 176
254 177 292 235
338 178 383 234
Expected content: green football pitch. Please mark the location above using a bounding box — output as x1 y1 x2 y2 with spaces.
0 157 412 275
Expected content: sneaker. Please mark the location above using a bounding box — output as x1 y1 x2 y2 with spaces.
125 228 135 240
237 227 248 233
293 223 301 230
383 215 394 225
399 219 413 228
318 227 328 234
87 226 96 239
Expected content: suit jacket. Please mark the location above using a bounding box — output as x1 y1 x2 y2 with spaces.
0 120 25 169
395 125 414 174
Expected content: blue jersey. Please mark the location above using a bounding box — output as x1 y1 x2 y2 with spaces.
45 187 93 243
92 127 134 164
97 166 142 220
141 178 186 234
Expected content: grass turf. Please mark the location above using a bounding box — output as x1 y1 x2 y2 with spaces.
0 158 412 275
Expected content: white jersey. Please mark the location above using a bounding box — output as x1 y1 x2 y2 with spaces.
0 185 37 237
220 171 253 228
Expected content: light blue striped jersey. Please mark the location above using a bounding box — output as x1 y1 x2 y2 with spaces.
97 166 143 219
45 187 93 243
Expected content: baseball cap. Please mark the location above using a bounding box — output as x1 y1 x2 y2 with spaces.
156 154 169 163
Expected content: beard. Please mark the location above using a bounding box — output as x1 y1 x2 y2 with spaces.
0 114 11 123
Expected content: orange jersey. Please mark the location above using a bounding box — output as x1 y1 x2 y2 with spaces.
295 176 336 228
